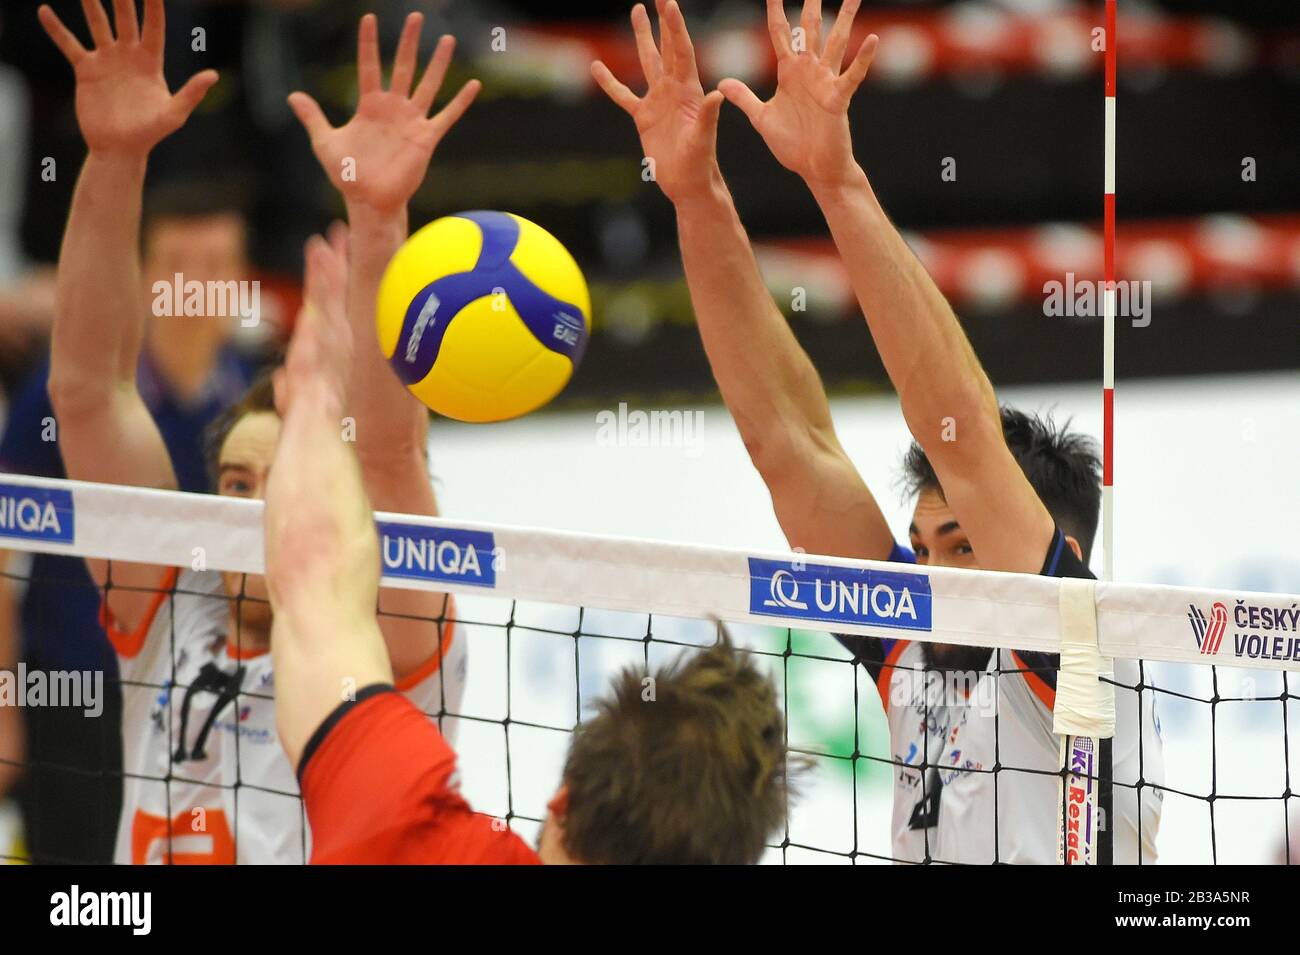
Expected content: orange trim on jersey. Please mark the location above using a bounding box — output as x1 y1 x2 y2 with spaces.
1012 650 1056 711
876 639 910 710
393 599 458 692
100 567 180 659
225 640 269 661
131 807 235 865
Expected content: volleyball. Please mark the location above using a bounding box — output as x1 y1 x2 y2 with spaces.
376 211 591 423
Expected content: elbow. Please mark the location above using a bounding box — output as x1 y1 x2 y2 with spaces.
738 417 791 479
47 368 116 422
743 414 835 490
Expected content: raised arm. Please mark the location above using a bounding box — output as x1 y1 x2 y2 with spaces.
593 1 892 560
288 13 479 678
38 0 217 626
721 0 1054 573
266 236 390 769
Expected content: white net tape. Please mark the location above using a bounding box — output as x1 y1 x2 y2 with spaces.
4 474 1297 673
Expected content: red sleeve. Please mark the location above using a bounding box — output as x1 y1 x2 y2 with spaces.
300 687 541 865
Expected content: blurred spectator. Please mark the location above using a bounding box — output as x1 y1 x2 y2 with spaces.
0 181 265 863
0 15 53 394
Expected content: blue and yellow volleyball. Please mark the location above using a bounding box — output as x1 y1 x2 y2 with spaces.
376 211 591 423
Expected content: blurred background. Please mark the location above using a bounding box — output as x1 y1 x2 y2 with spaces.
2 0 1299 396
0 0 1297 864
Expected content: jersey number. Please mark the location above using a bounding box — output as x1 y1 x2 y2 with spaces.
908 768 943 831
173 662 244 763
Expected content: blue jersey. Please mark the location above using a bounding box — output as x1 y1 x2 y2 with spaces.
0 348 255 671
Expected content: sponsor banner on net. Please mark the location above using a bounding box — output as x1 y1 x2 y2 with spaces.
1188 598 1300 664
0 482 74 545
748 557 933 632
377 522 498 589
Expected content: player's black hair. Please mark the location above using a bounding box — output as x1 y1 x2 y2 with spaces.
901 407 1102 561
142 178 250 248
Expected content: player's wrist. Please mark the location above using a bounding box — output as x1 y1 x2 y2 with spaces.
668 164 729 211
345 200 410 243
804 161 871 204
83 146 150 175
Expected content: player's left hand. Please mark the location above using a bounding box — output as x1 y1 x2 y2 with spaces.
288 13 480 215
719 0 877 189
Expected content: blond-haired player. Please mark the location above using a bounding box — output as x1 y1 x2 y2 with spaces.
38 0 476 862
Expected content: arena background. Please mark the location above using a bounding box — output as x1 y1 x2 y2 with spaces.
0 0 1297 863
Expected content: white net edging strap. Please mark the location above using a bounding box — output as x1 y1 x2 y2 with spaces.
3 474 1299 674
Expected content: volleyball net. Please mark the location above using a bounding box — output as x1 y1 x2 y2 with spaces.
1 473 1297 864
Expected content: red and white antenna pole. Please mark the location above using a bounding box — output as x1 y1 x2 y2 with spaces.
1058 0 1119 867
1102 0 1117 581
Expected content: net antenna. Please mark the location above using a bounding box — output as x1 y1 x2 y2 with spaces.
1055 0 1119 866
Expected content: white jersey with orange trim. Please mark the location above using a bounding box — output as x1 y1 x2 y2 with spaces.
841 531 1164 864
871 639 982 864
106 568 463 865
933 652 1164 864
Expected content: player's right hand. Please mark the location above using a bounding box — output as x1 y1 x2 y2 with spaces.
591 1 724 205
38 0 217 158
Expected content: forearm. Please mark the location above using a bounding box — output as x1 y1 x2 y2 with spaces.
676 174 836 462
269 407 392 767
49 152 149 406
810 167 1000 454
268 387 386 633
342 204 448 675
46 150 177 501
345 203 429 466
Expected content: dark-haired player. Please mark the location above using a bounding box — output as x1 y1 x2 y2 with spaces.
594 0 1162 862
265 238 791 864
38 0 475 862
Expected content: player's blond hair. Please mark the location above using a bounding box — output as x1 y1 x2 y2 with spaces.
560 630 790 864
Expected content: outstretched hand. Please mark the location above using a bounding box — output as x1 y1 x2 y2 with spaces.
38 0 218 157
289 12 481 216
719 0 877 188
591 1 724 204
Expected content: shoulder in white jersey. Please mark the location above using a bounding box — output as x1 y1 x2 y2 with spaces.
843 528 1164 864
933 652 1164 864
105 567 464 864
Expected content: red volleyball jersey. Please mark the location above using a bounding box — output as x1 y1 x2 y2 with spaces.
300 687 540 865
